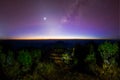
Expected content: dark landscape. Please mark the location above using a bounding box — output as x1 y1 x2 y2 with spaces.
0 0 119 80
0 39 120 80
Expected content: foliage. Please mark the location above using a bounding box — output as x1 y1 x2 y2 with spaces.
0 46 2 53
18 50 32 67
22 74 33 80
95 64 120 80
98 41 119 65
85 45 95 62
85 53 96 64
96 41 119 80
32 49 41 58
73 58 78 65
36 62 56 76
6 51 14 65
0 46 6 67
0 53 6 66
62 53 71 64
31 49 41 63
0 41 120 80
84 45 96 73
4 61 20 79
32 71 45 80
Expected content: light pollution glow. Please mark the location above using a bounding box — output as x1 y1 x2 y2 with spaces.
9 35 110 40
0 0 119 39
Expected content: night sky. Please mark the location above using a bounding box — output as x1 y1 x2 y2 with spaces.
0 0 119 39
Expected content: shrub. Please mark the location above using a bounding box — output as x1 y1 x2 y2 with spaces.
31 49 41 63
85 53 96 63
0 53 6 67
62 53 71 64
0 46 6 67
4 61 20 79
98 41 119 65
0 46 2 53
96 41 119 80
6 51 14 65
37 62 56 75
18 50 32 67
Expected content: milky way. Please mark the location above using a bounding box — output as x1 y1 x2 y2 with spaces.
0 0 119 39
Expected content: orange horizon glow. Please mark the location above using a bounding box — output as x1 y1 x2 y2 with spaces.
0 35 118 40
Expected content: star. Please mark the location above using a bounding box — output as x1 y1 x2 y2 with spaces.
43 17 47 21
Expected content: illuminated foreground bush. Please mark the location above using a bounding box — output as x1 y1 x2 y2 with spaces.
95 41 120 80
98 41 119 65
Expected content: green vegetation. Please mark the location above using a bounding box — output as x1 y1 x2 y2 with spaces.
85 45 96 64
6 51 14 65
0 46 2 52
0 46 6 67
18 50 32 67
0 52 6 67
96 41 120 80
98 41 119 65
31 49 42 63
32 50 41 58
36 62 56 75
0 41 120 80
85 53 96 63
62 53 71 64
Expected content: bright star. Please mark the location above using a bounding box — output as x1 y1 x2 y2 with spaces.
43 17 47 21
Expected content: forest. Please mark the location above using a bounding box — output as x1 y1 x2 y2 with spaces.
0 40 120 80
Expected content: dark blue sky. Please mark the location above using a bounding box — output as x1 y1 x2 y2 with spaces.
0 0 119 39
